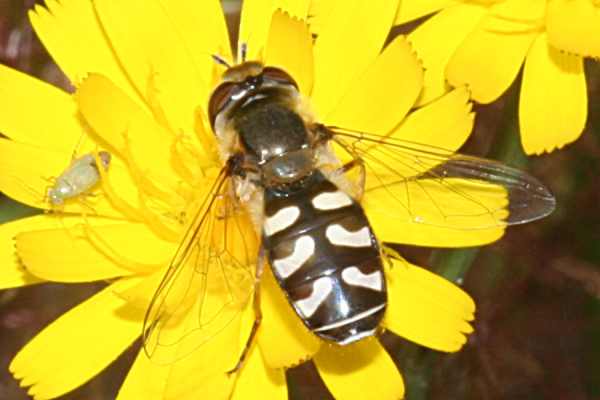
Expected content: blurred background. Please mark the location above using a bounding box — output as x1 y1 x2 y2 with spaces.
0 1 599 399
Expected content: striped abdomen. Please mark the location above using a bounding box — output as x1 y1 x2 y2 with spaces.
262 171 386 345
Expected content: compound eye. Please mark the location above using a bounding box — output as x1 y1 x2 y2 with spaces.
208 81 239 130
262 67 299 90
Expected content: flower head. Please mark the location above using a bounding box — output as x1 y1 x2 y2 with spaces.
396 0 598 154
0 1 497 399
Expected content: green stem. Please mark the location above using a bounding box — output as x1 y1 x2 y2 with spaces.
430 247 480 283
488 83 528 168
409 84 528 398
0 195 39 224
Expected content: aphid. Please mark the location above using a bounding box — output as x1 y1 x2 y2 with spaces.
142 61 556 367
47 151 111 206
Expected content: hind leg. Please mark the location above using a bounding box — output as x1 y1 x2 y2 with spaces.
227 246 266 375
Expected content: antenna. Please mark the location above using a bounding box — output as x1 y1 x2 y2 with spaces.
212 54 231 68
239 42 248 63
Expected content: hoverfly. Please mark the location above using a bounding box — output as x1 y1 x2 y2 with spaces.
141 60 555 369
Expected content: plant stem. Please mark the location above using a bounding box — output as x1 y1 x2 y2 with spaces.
410 83 528 399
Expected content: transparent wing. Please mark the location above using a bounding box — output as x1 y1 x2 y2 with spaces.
142 166 258 365
326 126 556 230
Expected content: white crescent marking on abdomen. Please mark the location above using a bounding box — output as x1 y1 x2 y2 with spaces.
272 235 315 278
312 190 353 210
341 266 383 291
325 224 372 247
264 206 300 236
295 277 333 318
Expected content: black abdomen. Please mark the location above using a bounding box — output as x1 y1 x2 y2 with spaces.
262 172 387 344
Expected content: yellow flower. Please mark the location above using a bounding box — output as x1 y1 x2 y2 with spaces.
395 0 597 155
0 0 499 399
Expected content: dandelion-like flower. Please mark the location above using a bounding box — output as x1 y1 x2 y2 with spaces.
0 1 508 399
395 0 597 154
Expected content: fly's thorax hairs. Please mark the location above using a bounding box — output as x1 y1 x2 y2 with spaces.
212 121 240 165
292 93 318 127
221 61 264 82
232 174 264 235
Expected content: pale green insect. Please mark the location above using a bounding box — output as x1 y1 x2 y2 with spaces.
47 151 111 206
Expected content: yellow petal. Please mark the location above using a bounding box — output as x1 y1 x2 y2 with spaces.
10 282 144 400
546 0 600 58
264 10 314 95
0 65 82 152
331 88 474 181
324 35 423 135
239 0 276 61
277 0 311 18
372 215 504 248
390 87 474 151
232 344 287 400
394 0 455 25
156 0 232 94
314 338 404 400
446 0 544 103
127 206 259 365
16 221 173 282
28 0 139 102
0 138 71 209
408 3 487 105
163 366 233 400
93 0 209 133
111 272 163 314
119 313 239 400
0 138 120 217
0 216 46 289
161 311 240 400
311 0 400 118
364 178 506 247
257 267 321 369
519 34 587 154
306 0 337 33
116 350 168 400
121 344 234 400
384 260 475 352
119 271 247 399
76 74 179 189
239 0 310 61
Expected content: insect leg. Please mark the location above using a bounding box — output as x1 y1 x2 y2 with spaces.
329 157 366 201
338 158 364 173
239 42 248 63
381 244 409 270
70 132 87 161
227 246 266 375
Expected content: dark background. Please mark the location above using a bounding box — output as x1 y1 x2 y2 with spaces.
1 1 599 399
